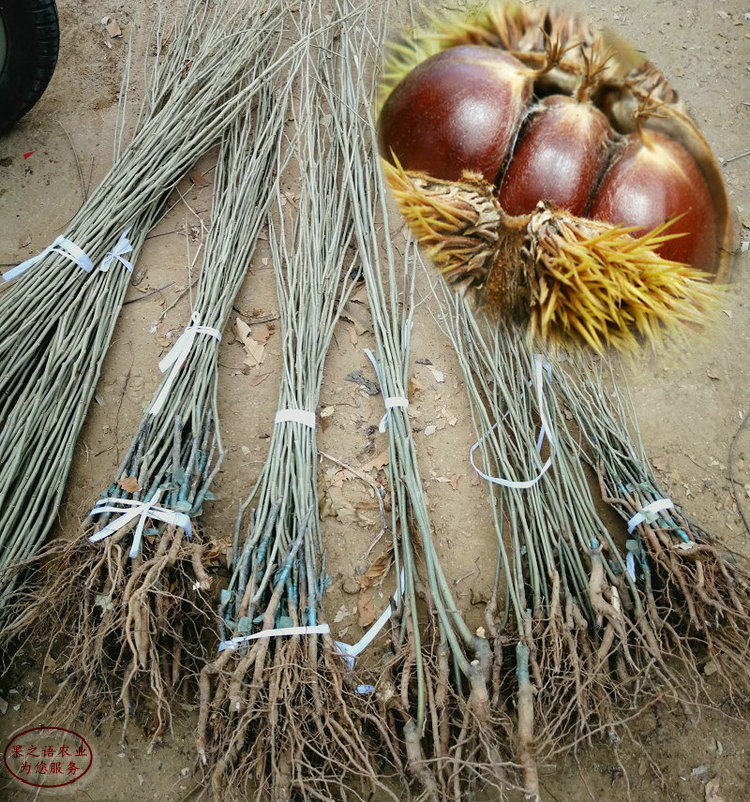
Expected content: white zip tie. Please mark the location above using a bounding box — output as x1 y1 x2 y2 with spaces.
149 312 221 416
100 228 134 273
218 623 330 652
334 568 405 670
274 409 317 429
89 489 192 559
470 354 556 490
3 235 93 281
627 498 675 533
364 348 409 433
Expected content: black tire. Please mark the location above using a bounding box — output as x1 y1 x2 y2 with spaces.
0 0 59 133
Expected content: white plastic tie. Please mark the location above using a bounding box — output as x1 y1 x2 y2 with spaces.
218 623 330 653
364 348 409 433
274 409 317 429
89 490 192 559
334 568 405 671
625 551 636 582
3 235 93 281
100 227 134 273
470 354 556 490
627 498 675 533
149 312 221 416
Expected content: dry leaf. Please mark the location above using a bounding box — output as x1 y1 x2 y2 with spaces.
704 776 722 802
235 317 251 341
251 324 272 345
155 319 174 348
341 301 371 335
408 377 424 397
706 367 720 381
449 474 460 491
651 454 669 472
358 549 393 590
189 170 209 189
355 507 377 527
357 590 376 628
320 468 342 491
361 449 389 472
426 365 445 383
350 284 369 305
18 234 31 249
345 369 379 395
105 17 122 37
250 373 270 386
471 471 480 486
117 476 140 493
235 316 266 367
319 486 359 525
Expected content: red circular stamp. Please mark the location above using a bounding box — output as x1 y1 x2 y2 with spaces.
3 726 94 789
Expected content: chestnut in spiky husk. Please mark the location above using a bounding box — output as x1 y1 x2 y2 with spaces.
377 1 733 349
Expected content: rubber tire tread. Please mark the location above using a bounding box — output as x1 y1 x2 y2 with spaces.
0 0 59 133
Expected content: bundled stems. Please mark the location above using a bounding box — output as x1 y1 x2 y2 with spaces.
1 5 293 744
433 289 689 793
0 0 293 609
556 354 750 698
333 1 513 798
431 283 750 794
197 8 398 799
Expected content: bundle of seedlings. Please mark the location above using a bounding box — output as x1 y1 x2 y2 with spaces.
196 12 398 799
433 290 689 796
376 0 731 350
332 3 515 798
0 0 290 609
1 20 295 741
556 355 750 699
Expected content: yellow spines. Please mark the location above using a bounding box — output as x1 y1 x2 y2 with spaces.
383 161 722 353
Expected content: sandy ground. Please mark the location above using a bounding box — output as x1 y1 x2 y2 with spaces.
1 0 749 800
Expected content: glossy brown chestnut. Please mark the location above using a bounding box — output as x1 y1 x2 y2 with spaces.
378 45 532 184
498 95 614 217
589 130 717 273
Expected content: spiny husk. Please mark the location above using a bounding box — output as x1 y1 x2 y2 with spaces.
385 161 721 352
